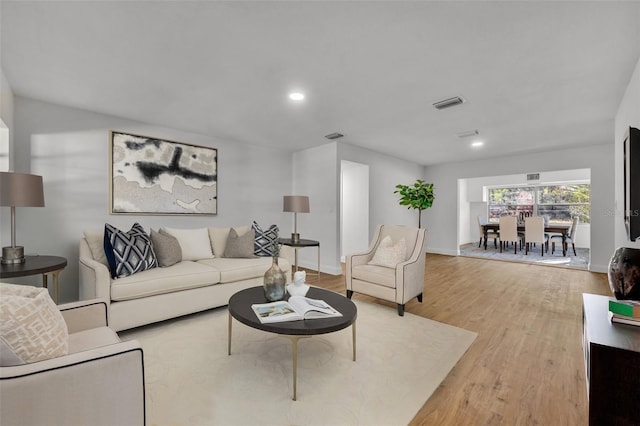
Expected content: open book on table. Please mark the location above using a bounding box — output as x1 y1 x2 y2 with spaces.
252 296 343 324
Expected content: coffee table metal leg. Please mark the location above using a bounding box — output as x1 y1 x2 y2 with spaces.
228 311 232 355
352 321 357 361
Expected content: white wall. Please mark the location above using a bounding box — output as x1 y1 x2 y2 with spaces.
292 143 339 274
5 96 293 302
340 160 369 260
614 56 640 249
424 144 614 272
0 67 13 170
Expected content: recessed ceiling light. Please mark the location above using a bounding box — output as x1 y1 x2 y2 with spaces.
471 141 484 147
289 92 305 101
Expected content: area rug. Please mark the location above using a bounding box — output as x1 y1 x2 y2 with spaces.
459 242 589 269
120 299 477 426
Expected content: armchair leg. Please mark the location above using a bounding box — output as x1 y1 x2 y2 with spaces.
346 290 353 299
397 304 405 316
417 293 423 303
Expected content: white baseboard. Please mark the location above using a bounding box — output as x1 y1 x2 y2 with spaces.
588 264 608 273
426 247 459 256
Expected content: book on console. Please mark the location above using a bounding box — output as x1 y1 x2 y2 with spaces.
608 299 640 318
609 311 640 327
252 296 343 324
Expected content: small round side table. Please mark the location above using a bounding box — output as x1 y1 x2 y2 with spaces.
0 255 67 303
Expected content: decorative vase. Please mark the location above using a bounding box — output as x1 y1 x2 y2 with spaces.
263 256 287 301
608 247 640 300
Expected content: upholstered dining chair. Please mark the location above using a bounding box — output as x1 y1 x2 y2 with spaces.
551 216 579 256
345 225 427 316
477 215 498 249
524 216 549 256
499 216 521 254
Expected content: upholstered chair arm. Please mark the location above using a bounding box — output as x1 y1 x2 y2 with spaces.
0 340 145 426
59 299 109 333
79 256 112 302
395 229 427 305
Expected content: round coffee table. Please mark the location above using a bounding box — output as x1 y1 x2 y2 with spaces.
228 286 357 400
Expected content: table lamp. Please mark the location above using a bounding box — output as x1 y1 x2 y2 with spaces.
283 195 310 243
0 172 45 264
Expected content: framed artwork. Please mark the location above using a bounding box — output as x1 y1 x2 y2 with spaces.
110 131 217 215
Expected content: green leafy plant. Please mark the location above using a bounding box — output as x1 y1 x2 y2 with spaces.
394 179 435 228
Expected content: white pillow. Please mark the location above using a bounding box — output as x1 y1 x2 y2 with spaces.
162 227 214 261
0 283 69 364
83 229 108 266
368 236 407 268
208 226 250 258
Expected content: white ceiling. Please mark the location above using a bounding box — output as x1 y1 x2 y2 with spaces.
2 1 639 166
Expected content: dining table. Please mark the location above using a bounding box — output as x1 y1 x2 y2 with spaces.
481 222 572 255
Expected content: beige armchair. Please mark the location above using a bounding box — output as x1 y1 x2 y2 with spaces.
1 298 145 426
345 225 427 316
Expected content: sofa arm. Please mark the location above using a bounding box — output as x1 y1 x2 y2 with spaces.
59 299 109 333
0 340 145 426
79 256 112 302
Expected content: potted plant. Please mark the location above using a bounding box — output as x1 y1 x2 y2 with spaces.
394 179 435 228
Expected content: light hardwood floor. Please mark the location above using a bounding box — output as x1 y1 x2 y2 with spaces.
310 253 611 425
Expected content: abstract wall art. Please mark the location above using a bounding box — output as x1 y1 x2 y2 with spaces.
110 131 217 215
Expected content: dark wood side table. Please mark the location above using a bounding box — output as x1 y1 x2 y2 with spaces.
228 286 357 400
582 293 640 425
0 255 67 304
278 238 320 279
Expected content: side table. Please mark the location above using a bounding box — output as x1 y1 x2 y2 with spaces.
278 238 320 280
0 255 67 303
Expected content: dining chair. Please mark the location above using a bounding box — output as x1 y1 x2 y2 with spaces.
499 216 521 254
477 215 498 249
524 216 548 256
551 216 579 256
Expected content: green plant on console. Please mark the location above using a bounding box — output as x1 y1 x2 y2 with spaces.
394 179 435 228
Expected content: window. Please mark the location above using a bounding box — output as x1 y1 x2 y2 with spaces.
488 184 590 224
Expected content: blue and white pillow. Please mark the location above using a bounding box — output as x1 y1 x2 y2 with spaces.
252 221 279 257
104 223 158 279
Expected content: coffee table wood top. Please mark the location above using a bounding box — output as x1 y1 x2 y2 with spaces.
228 286 357 336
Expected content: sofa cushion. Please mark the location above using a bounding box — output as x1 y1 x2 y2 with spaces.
208 226 250 257
83 229 109 266
368 236 407 268
223 228 256 258
252 221 279 256
151 229 182 267
0 283 69 364
198 257 279 283
352 264 397 288
104 223 158 279
110 261 221 301
162 227 214 261
68 326 121 354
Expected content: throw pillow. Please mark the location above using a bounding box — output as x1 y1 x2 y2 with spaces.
368 235 407 268
104 223 158 279
252 221 279 257
223 228 256 258
162 227 214 261
0 283 69 364
83 229 109 266
208 226 250 257
150 229 182 267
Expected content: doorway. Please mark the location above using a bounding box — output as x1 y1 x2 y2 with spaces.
340 161 369 262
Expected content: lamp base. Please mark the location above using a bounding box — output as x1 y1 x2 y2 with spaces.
291 233 300 243
1 246 25 264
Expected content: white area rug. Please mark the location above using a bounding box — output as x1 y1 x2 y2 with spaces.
120 300 476 426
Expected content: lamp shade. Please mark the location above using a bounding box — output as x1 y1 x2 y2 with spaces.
283 195 310 213
0 172 45 207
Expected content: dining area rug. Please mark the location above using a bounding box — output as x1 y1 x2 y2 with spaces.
120 299 477 425
459 242 589 269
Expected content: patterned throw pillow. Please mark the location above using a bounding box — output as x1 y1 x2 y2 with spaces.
368 235 407 268
104 223 158 279
252 221 279 257
0 283 69 364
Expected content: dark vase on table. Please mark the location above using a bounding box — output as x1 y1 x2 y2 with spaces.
263 256 286 301
608 247 640 300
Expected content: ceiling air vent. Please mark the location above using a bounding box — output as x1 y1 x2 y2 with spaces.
527 173 540 181
325 132 344 140
433 96 465 110
457 129 479 138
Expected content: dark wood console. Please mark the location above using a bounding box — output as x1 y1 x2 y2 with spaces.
582 293 640 425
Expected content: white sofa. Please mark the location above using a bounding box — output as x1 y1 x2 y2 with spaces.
79 226 291 331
